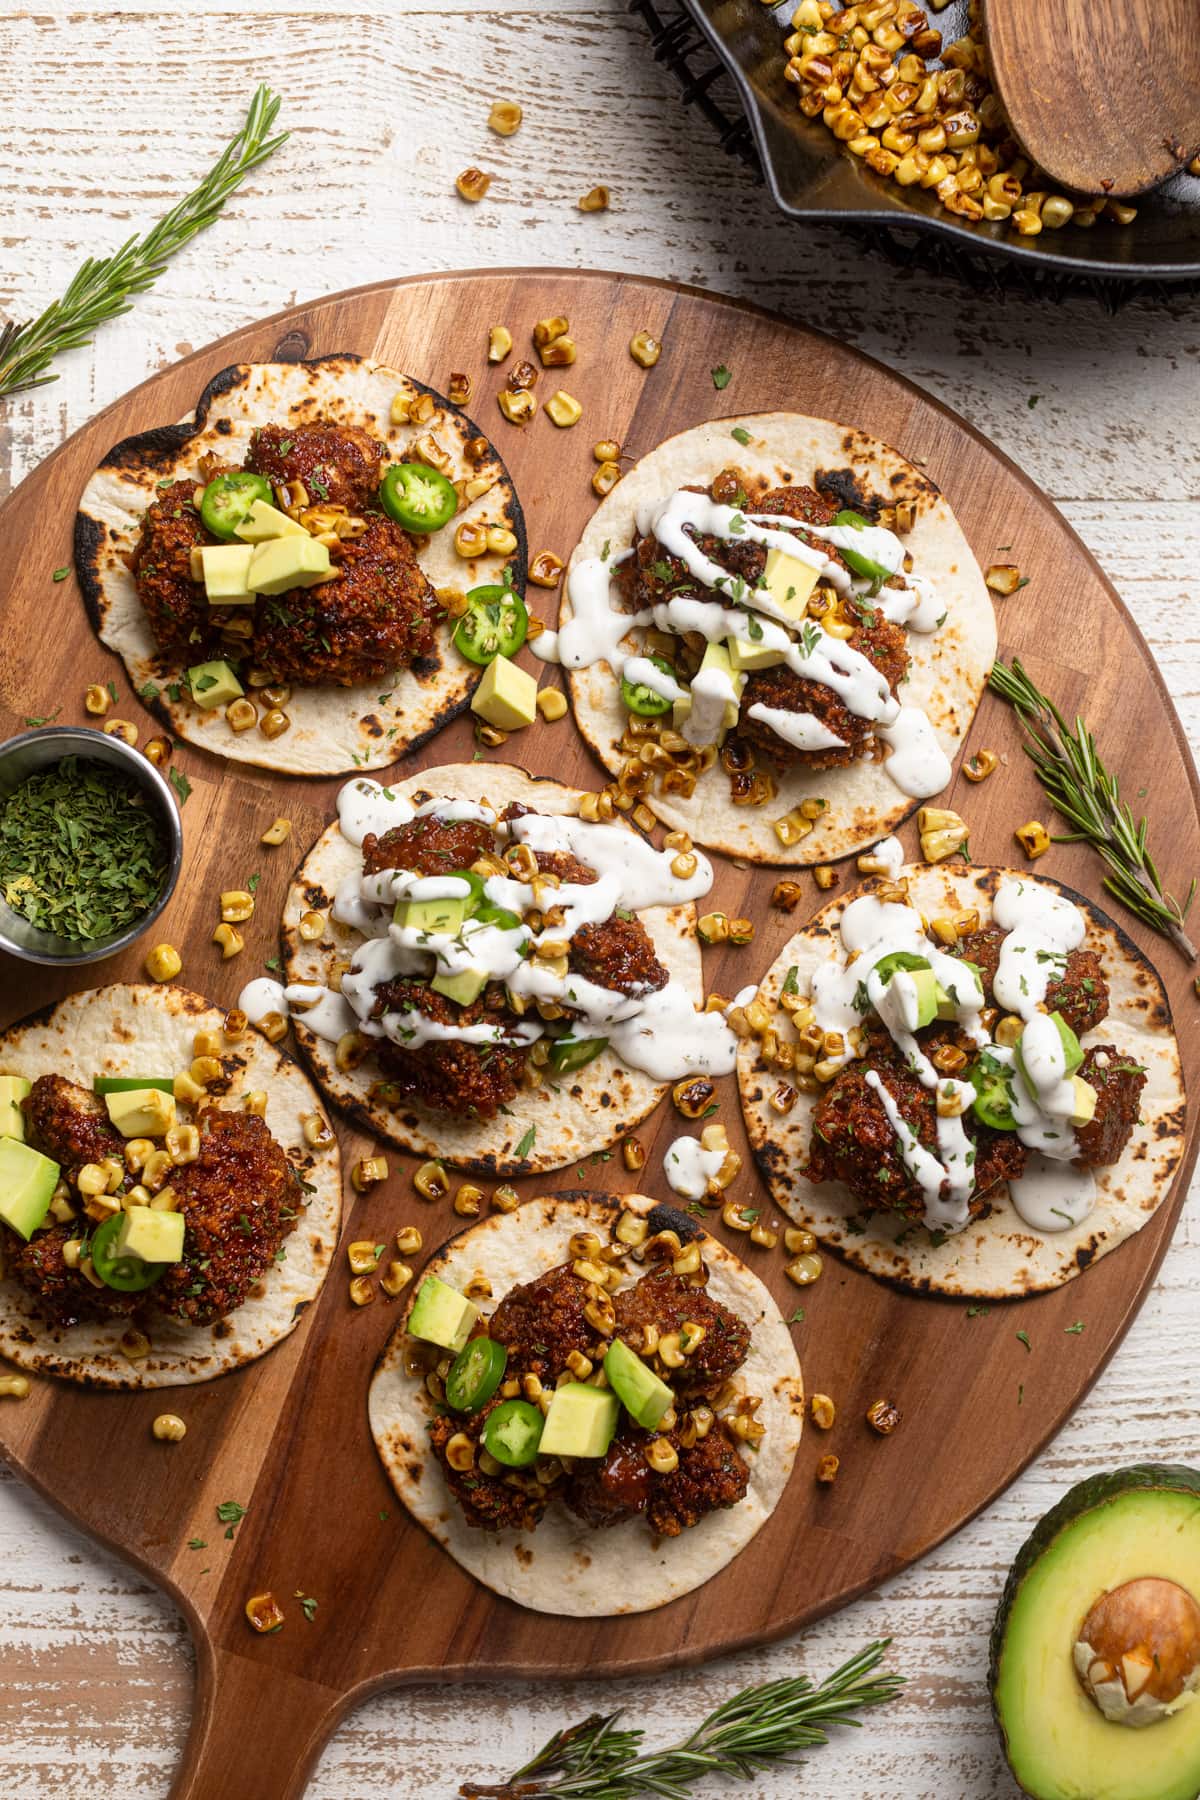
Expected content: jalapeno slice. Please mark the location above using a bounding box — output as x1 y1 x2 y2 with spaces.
970 1052 1017 1131
481 1398 545 1468
200 472 274 542
92 1075 175 1095
452 583 529 665
89 1212 167 1293
620 653 677 718
831 510 893 585
445 1336 508 1413
548 1037 608 1075
872 950 931 984
380 463 459 533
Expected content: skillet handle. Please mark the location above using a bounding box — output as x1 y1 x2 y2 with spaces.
169 1640 350 1800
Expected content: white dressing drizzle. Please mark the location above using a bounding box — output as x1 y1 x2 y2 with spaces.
547 483 951 801
262 782 739 1084
663 1134 726 1200
992 877 1086 1019
337 778 415 847
807 881 1099 1237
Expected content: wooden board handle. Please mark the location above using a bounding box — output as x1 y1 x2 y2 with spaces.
169 1641 349 1800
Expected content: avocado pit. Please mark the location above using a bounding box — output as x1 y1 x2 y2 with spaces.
1075 1578 1200 1726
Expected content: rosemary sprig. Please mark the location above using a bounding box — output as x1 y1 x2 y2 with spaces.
460 1640 904 1799
988 657 1196 961
0 86 287 400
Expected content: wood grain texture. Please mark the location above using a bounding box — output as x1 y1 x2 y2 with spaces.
985 0 1200 197
0 8 1197 1796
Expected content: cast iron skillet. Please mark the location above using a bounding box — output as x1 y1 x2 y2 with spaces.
670 0 1200 282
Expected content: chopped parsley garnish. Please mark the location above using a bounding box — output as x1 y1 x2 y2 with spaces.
248 871 261 892
799 622 822 659
187 1538 207 1551
515 1125 536 1159
730 426 751 445
299 1594 318 1623
138 681 160 702
216 1500 248 1536
745 615 764 642
23 708 61 727
711 364 732 390
965 1305 990 1318
169 767 191 807
265 955 281 972
789 1307 805 1323
652 560 675 583
52 566 70 582
0 754 168 941
1064 1321 1085 1334
1016 1330 1031 1352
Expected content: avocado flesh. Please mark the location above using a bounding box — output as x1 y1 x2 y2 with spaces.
605 1337 674 1430
0 1076 30 1142
0 1137 60 1241
431 967 487 1007
408 1275 478 1352
992 1467 1200 1800
393 893 469 935
538 1381 620 1458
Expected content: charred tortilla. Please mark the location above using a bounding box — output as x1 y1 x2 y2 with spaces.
562 413 995 864
75 355 525 776
0 984 341 1387
282 763 708 1176
737 866 1185 1298
369 1192 805 1615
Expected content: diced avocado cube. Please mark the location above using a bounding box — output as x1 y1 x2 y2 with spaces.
247 535 333 596
471 655 538 732
234 498 310 542
393 893 469 936
1051 1011 1084 1077
762 546 820 621
115 1204 185 1265
1069 1077 1097 1128
727 632 785 674
200 544 256 605
187 659 245 710
0 1137 59 1242
431 968 488 1007
537 1381 620 1459
408 1275 479 1352
604 1337 674 1431
104 1088 177 1138
672 643 744 742
909 967 941 1030
0 1077 31 1144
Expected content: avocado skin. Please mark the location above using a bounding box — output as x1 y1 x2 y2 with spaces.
990 1463 1200 1778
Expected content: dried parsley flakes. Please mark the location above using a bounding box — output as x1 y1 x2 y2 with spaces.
0 756 167 941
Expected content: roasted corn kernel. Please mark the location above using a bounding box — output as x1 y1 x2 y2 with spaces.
352 1156 389 1193
261 817 291 846
455 167 491 203
578 185 610 212
487 324 513 363
152 1413 187 1442
454 1183 484 1217
545 390 582 428
985 563 1025 597
629 331 661 368
964 747 998 782
497 389 536 426
867 1396 901 1435
145 943 181 983
103 718 138 746
1015 820 1050 859
348 1240 383 1275
349 1275 375 1308
381 1260 413 1297
84 684 111 716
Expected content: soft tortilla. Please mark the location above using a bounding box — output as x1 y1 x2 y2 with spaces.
563 413 995 864
737 866 1186 1298
0 983 341 1387
74 355 525 776
369 1191 804 1615
283 763 705 1175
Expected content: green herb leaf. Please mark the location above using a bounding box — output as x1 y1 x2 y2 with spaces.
216 1500 247 1533
515 1124 536 1159
1016 1329 1031 1352
711 364 732 391
248 872 261 892
965 1304 990 1318
187 1538 207 1550
789 1306 805 1323
22 709 62 728
52 566 70 583
0 753 168 941
730 426 751 445
1064 1320 1085 1334
300 1594 318 1622
169 767 191 807
138 681 160 702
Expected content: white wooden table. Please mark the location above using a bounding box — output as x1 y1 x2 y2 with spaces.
1 5 1198 1794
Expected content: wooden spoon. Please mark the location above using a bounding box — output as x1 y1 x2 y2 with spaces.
985 0 1200 198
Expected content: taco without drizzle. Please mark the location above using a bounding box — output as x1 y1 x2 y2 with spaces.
369 1192 805 1615
554 414 995 864
273 764 736 1175
737 866 1185 1298
0 984 341 1387
75 355 524 776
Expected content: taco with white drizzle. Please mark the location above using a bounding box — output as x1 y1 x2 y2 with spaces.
548 414 995 864
736 859 1185 1298
74 355 524 776
261 764 740 1176
0 984 341 1387
369 1192 804 1615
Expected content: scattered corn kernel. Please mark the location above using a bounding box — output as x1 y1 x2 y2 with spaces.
152 1413 187 1442
630 331 662 368
84 684 111 716
810 1393 836 1430
1015 820 1050 859
349 1275 375 1308
261 817 291 846
964 747 998 782
536 688 568 722
145 943 181 983
593 440 620 463
380 1260 413 1297
488 99 523 136
816 1453 840 1485
578 185 610 212
245 1593 284 1634
813 865 837 890
771 879 803 913
491 1183 520 1212
0 1374 30 1400
487 324 513 363
352 1156 389 1193
455 167 491 203
498 389 536 426
454 1182 484 1217
867 1397 901 1435
212 923 244 959
348 1240 383 1275
103 718 137 746
545 391 582 429
785 1251 823 1287
985 563 1025 597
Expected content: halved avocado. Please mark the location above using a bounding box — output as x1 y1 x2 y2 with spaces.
991 1465 1200 1800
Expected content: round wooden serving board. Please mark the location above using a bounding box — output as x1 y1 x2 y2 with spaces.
0 271 1195 1799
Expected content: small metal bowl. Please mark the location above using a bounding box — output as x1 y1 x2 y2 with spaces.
0 726 183 967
